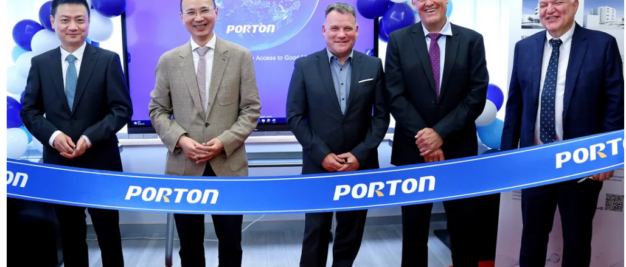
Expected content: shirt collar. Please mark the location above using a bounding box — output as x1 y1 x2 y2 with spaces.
546 22 575 46
326 48 354 63
422 18 453 38
60 42 87 62
190 33 217 51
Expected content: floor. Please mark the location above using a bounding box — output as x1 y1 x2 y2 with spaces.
80 223 452 267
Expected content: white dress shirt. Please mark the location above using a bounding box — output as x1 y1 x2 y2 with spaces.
190 34 217 112
533 23 575 145
49 42 92 148
422 18 453 91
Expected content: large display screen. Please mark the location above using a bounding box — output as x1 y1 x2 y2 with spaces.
124 0 375 132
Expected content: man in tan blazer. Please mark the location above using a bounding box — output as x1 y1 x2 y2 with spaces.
148 0 260 266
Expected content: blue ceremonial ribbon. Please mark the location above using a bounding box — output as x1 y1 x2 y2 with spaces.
7 130 625 214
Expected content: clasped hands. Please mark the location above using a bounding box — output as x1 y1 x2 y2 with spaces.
415 128 445 163
54 133 88 159
322 152 360 172
178 136 224 164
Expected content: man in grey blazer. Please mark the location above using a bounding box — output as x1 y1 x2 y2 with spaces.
148 0 261 266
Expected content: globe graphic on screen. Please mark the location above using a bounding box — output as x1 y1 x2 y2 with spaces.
214 0 320 51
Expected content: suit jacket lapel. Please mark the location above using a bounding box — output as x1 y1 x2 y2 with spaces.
179 41 204 119
72 44 97 112
206 37 229 121
317 50 343 115
346 52 363 114
411 23 437 93
48 49 71 113
440 30 459 100
563 24 587 122
530 32 546 126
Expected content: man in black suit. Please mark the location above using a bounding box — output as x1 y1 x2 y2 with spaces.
20 0 132 266
385 0 489 266
287 3 389 267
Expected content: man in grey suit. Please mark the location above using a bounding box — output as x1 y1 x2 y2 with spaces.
287 3 389 267
148 0 261 266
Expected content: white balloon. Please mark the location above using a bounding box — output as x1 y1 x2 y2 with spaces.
15 52 34 79
475 100 497 126
7 66 27 95
7 128 29 159
33 138 44 153
88 10 114 42
31 30 61 56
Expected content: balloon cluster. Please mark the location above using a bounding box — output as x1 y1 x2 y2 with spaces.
7 0 126 159
357 0 453 42
476 84 505 152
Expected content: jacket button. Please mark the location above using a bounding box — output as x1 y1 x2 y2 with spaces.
205 123 209 127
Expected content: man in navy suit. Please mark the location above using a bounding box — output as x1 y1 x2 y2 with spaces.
501 0 624 266
385 0 489 266
20 0 132 266
287 3 389 266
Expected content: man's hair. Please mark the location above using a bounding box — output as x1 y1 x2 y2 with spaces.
325 2 357 22
180 0 217 12
51 0 91 17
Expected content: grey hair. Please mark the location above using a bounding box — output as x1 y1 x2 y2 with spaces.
325 2 357 22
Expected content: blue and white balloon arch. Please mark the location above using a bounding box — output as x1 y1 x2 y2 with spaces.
7 0 127 159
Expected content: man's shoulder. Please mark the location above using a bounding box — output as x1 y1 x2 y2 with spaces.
354 50 381 66
388 23 417 40
294 49 325 68
578 26 616 44
217 37 251 56
450 23 483 40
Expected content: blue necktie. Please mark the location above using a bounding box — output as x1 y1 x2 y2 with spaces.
66 54 77 111
540 39 562 144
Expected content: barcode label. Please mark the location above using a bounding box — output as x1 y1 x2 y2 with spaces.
605 194 624 212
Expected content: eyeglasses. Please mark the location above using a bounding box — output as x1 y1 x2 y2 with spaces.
183 9 212 18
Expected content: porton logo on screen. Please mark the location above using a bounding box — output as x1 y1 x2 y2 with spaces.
333 176 436 201
125 186 219 205
214 0 319 51
555 137 624 169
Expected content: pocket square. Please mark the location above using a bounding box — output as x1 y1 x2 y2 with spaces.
358 78 374 83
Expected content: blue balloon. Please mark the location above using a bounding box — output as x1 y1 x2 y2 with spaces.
477 119 504 149
12 20 44 51
20 126 33 144
11 45 27 63
382 3 416 36
487 84 504 111
378 19 389 42
91 41 100 47
39 1 54 31
92 0 127 17
7 97 23 128
357 0 391 19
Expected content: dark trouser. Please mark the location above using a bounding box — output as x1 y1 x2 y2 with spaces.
55 205 124 267
174 165 244 267
520 179 603 267
401 198 478 267
300 210 368 267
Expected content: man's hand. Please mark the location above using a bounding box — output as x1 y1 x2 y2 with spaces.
337 152 360 172
54 133 76 154
177 136 210 162
60 136 89 159
423 148 445 163
194 138 225 164
591 171 615 182
416 128 443 156
322 153 344 172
